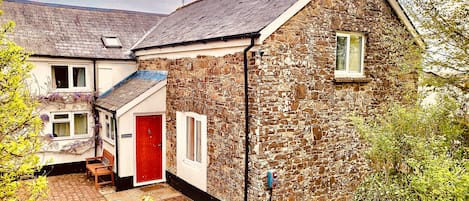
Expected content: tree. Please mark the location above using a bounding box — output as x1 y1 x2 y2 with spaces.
0 2 48 200
353 96 469 200
353 1 469 199
403 0 468 92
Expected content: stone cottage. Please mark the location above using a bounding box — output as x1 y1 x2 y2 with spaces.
2 0 424 200
133 0 422 200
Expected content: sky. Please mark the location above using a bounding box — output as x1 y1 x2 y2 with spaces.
30 0 197 14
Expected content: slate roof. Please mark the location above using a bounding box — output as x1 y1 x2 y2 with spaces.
133 0 297 50
96 70 167 111
0 0 166 59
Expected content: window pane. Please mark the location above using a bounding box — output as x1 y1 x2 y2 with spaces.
110 118 115 140
106 122 110 139
54 114 69 120
336 36 347 71
349 35 363 73
186 117 195 161
74 113 88 135
73 67 86 87
196 120 202 163
53 66 69 88
53 122 70 137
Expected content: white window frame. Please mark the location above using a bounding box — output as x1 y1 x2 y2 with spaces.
176 111 207 191
51 111 90 139
51 64 89 91
335 32 366 78
103 114 116 143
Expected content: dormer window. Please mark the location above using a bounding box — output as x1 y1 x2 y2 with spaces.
102 36 122 48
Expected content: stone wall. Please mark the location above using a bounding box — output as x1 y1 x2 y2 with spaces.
138 0 417 200
139 54 250 200
248 0 417 200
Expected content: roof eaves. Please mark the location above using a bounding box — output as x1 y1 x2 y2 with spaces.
133 32 261 52
31 54 136 61
386 0 426 49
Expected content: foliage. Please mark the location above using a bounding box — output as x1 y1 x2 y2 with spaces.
404 0 468 92
0 2 48 200
353 96 469 200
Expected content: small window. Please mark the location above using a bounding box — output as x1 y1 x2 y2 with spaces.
74 113 88 136
51 112 89 138
186 116 202 162
52 66 69 88
335 32 365 77
105 115 116 142
51 65 87 89
102 36 122 48
73 67 86 87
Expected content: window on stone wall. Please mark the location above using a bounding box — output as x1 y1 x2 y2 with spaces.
52 112 89 138
186 116 202 163
335 32 365 77
52 65 87 89
176 111 208 190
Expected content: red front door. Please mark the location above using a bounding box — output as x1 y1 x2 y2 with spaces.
136 115 163 183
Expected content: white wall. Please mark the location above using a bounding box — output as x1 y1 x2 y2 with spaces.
117 86 166 178
28 57 94 96
27 57 135 166
96 60 137 95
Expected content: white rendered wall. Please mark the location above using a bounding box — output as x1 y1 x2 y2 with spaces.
117 86 166 178
96 60 137 95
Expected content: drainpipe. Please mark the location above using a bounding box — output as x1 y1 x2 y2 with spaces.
243 37 255 201
112 111 119 179
93 60 98 157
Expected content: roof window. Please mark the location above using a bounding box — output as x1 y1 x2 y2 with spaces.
102 36 122 48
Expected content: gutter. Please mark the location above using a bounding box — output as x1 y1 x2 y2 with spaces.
94 104 120 178
243 36 256 201
30 54 136 61
132 32 260 52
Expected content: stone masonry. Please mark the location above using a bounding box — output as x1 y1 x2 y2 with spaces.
138 0 418 200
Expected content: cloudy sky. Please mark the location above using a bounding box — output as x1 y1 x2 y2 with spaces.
30 0 197 14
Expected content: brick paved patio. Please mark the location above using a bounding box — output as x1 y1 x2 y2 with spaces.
39 173 191 201
40 173 106 201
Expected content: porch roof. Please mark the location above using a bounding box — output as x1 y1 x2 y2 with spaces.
96 70 167 111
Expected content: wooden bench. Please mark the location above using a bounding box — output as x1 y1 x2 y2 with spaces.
85 149 115 189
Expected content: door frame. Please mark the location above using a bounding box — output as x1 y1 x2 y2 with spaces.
133 112 166 187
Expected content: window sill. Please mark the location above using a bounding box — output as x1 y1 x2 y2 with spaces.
103 137 115 146
52 135 92 141
333 77 371 83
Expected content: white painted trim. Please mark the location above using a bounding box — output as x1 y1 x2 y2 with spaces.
50 111 92 139
116 79 167 117
134 39 252 59
132 113 166 187
334 32 366 78
258 0 311 43
176 111 208 192
386 0 425 49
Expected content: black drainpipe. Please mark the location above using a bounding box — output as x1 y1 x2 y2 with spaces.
93 59 98 157
243 37 255 201
112 110 119 178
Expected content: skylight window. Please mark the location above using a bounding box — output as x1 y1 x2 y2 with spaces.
102 36 122 48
